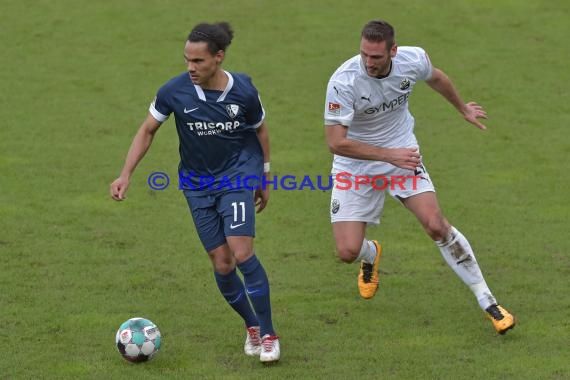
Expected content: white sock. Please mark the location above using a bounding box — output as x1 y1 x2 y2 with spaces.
436 226 497 310
356 240 377 264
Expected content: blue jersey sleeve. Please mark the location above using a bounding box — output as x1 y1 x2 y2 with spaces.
244 77 265 128
149 85 173 123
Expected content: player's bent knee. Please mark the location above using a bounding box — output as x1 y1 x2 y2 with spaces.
213 262 236 275
234 250 254 264
209 253 236 275
424 217 450 241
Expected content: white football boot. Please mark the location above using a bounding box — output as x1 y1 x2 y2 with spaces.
244 326 261 356
260 334 280 362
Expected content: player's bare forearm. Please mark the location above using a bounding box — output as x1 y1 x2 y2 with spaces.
255 123 270 211
328 136 386 160
426 68 467 114
426 68 488 130
256 122 270 164
325 124 421 170
110 114 161 201
119 114 162 179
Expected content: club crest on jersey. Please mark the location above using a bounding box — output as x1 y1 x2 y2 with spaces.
400 78 411 90
226 104 240 118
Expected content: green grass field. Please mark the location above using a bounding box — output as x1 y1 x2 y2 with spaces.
1 0 569 378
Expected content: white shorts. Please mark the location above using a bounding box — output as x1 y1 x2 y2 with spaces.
330 164 435 225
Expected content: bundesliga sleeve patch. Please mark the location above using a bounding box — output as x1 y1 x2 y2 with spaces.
328 102 341 116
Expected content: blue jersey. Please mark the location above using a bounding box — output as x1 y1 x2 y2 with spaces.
149 71 265 194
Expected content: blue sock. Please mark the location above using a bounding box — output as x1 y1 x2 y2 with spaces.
214 269 259 328
237 255 275 336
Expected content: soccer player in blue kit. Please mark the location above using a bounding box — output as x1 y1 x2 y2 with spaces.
110 22 280 362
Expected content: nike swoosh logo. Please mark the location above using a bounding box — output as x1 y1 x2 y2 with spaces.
246 289 261 295
228 293 243 304
230 222 245 229
184 107 199 113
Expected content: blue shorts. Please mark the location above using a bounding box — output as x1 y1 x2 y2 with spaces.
183 189 256 252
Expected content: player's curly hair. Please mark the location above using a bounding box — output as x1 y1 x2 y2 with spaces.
361 20 395 49
188 22 234 55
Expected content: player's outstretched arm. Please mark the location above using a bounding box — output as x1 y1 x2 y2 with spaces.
325 124 421 170
110 114 162 201
426 68 488 130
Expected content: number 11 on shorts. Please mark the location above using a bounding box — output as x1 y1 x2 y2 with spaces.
231 201 245 223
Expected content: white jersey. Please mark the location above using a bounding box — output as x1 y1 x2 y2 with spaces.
324 46 433 174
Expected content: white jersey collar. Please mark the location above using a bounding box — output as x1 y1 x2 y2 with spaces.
193 70 234 102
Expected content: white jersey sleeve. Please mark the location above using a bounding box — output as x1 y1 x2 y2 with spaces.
324 80 355 127
411 47 433 81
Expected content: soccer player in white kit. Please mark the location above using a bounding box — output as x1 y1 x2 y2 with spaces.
324 20 515 334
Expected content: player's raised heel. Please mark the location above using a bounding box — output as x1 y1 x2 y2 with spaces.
244 326 261 356
259 334 280 362
358 241 382 299
485 304 515 335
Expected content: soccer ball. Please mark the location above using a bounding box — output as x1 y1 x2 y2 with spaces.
116 317 162 363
